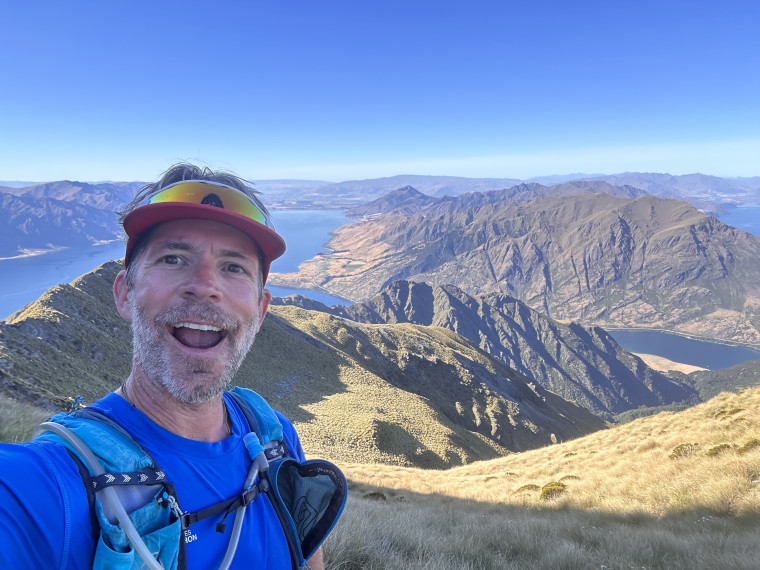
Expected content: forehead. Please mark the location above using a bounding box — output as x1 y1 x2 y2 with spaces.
146 219 262 257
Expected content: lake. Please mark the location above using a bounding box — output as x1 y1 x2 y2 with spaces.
715 205 760 237
0 209 351 319
608 329 760 370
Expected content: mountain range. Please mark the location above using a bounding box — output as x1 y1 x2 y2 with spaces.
0 180 142 256
3 172 759 257
271 188 760 345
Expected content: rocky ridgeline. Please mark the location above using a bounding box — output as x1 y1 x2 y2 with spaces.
273 281 699 418
273 189 760 345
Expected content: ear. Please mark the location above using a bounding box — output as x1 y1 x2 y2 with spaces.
256 288 272 331
113 270 133 322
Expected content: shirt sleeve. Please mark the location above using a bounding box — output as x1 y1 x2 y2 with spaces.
0 441 94 570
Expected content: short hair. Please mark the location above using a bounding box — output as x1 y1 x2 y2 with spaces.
119 163 267 293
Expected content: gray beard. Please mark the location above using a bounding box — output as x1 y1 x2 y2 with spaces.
129 297 259 404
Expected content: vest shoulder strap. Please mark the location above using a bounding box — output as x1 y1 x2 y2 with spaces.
228 386 284 447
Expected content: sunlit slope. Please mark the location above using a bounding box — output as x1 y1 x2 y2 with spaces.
0 261 603 468
343 385 760 516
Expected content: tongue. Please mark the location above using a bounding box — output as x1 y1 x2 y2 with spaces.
174 327 223 349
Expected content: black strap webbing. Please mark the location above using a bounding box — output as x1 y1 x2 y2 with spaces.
180 483 266 531
89 467 167 490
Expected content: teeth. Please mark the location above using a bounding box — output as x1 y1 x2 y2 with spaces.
175 322 222 332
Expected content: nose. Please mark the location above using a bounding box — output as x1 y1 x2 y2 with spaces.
182 258 222 301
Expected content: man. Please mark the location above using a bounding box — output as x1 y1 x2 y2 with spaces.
0 163 331 569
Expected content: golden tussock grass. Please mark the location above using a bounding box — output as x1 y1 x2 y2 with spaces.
320 387 760 569
335 386 760 517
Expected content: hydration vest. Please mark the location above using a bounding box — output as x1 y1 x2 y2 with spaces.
34 387 347 570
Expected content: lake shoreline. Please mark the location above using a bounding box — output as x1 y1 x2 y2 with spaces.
604 326 760 351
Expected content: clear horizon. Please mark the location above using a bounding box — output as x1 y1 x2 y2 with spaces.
2 170 760 188
1 1 758 182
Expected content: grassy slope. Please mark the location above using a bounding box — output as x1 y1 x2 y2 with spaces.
322 385 760 569
340 384 760 516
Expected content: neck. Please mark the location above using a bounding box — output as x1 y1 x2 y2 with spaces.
117 374 230 442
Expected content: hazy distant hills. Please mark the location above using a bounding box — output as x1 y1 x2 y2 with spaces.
0 180 143 257
273 281 699 417
3 172 758 257
0 180 144 210
0 261 604 467
274 191 760 345
347 181 646 217
580 173 760 213
0 192 123 257
259 173 760 212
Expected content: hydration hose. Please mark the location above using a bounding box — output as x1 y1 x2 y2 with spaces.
217 432 270 570
35 422 165 570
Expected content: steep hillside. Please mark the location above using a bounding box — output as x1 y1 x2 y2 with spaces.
0 262 604 467
274 281 698 417
272 192 760 344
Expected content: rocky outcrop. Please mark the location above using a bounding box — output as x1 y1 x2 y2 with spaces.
274 281 699 417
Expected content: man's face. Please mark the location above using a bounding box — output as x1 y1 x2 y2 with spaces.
114 219 271 404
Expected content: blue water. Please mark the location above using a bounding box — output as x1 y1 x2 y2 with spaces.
0 241 126 319
0 209 351 319
608 329 760 370
715 206 760 237
270 209 349 273
267 286 351 307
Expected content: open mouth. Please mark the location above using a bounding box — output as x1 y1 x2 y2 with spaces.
172 322 227 349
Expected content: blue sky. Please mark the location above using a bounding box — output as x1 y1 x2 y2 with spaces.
1 1 758 182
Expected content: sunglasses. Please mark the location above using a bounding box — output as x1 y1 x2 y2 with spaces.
138 180 274 229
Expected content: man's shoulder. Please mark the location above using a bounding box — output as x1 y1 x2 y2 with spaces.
0 440 94 569
0 438 79 478
0 438 87 509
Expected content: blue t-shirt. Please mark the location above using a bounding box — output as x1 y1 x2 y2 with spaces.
0 392 305 570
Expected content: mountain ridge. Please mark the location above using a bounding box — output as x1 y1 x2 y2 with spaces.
272 192 760 345
272 280 699 417
0 261 604 467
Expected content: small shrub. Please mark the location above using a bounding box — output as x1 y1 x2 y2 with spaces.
540 481 566 501
515 484 540 494
669 443 700 460
706 444 733 457
362 491 387 501
737 439 760 455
